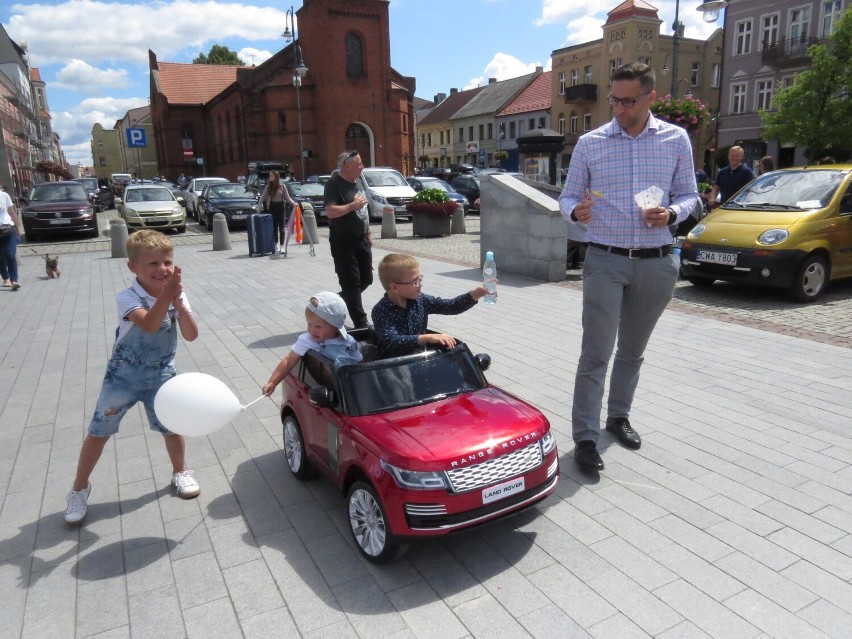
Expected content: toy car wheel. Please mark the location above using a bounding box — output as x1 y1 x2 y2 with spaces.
282 413 313 479
789 254 828 303
347 481 406 563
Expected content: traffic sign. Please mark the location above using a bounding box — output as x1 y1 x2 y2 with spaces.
127 128 146 148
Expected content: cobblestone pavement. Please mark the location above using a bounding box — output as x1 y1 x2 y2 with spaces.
25 209 852 349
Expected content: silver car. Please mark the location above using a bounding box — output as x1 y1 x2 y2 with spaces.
119 185 186 233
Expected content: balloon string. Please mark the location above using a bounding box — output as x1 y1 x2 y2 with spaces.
242 395 269 409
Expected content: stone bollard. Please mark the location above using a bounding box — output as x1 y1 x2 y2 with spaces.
381 207 397 239
301 205 320 244
212 213 232 251
451 203 466 235
110 218 128 258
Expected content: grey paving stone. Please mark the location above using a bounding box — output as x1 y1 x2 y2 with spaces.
240 607 301 639
76 575 129 638
183 597 243 639
208 518 263 570
452 592 532 638
331 577 410 637
797 598 852 639
518 602 591 639
128 584 185 639
723 589 829 639
654 579 760 639
587 568 683 635
385 580 469 639
590 535 677 591
754 500 845 545
649 543 746 602
587 612 651 639
649 514 734 562
714 551 818 612
768 527 852 580
704 520 798 571
171 550 229 609
223 558 284 620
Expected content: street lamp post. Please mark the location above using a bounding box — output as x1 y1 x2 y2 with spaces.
282 7 308 180
670 1 729 97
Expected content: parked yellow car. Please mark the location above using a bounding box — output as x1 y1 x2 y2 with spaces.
680 165 852 302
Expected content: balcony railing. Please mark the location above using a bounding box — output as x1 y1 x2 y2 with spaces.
762 36 820 68
563 84 598 103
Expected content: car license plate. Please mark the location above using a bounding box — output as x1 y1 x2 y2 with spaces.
482 477 525 505
49 218 71 225
697 249 737 266
232 214 246 220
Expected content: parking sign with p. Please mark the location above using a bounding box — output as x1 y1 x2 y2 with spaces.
127 128 146 148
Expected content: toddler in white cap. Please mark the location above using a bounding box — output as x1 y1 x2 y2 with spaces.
262 292 362 397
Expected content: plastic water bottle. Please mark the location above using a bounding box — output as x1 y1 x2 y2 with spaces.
671 245 682 274
483 251 497 305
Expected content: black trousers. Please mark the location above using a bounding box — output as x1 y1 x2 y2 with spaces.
268 201 287 244
329 232 373 328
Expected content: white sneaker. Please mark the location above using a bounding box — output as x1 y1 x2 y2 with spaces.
274 242 280 253
65 483 91 525
172 470 200 499
279 243 286 254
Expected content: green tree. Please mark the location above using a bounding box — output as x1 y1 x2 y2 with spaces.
760 10 852 162
193 44 244 66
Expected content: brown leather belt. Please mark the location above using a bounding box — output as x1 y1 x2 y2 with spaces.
588 242 671 259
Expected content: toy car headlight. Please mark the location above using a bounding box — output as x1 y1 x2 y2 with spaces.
687 224 706 239
540 431 556 455
758 229 789 245
381 460 448 490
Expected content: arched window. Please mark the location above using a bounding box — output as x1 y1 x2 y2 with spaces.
345 32 364 78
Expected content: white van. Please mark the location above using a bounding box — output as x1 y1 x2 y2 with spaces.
355 167 416 221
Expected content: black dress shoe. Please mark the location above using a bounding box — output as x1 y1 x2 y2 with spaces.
606 417 641 450
575 440 604 471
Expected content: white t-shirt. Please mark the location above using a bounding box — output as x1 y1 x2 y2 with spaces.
114 279 192 346
292 332 362 366
0 191 14 225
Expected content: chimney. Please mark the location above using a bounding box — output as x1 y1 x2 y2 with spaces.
489 78 497 84
434 92 446 104
536 66 543 73
450 88 458 95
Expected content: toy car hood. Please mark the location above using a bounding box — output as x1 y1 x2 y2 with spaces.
349 387 549 469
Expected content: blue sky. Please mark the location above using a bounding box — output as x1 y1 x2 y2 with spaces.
1 0 723 166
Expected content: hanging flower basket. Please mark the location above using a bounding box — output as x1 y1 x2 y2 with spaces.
650 94 711 136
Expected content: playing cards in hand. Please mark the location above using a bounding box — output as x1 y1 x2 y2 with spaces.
634 185 664 210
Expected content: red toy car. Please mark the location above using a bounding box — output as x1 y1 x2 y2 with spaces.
279 329 559 562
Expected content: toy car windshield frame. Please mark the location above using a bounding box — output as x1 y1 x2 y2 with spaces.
301 343 488 417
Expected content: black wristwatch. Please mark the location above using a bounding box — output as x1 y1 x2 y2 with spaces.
666 208 677 225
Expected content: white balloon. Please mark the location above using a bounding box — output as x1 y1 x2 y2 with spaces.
154 373 243 437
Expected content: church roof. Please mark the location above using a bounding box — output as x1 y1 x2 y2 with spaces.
155 61 241 105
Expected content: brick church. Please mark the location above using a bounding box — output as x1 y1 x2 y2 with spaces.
149 0 416 181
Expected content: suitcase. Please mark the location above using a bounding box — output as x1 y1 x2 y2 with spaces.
248 213 275 256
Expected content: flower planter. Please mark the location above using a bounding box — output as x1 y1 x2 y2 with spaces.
412 211 452 237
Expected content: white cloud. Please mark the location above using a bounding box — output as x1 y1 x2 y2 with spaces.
464 53 545 91
8 0 288 66
237 47 274 67
52 60 129 95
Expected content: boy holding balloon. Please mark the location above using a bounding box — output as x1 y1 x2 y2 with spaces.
262 292 362 397
64 230 200 526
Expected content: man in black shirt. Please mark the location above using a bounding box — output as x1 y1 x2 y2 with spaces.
711 146 754 207
323 150 372 328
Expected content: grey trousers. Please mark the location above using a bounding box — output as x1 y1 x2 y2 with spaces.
572 245 679 444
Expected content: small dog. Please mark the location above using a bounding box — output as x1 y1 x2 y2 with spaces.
44 254 61 279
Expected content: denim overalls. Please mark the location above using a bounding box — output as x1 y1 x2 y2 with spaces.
89 294 178 437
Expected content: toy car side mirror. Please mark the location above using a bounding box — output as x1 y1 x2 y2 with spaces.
309 386 334 407
475 353 491 372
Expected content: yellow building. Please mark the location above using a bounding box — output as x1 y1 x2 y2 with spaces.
551 0 723 172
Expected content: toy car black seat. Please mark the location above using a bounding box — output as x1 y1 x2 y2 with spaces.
302 349 335 388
